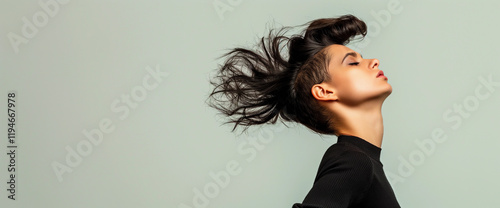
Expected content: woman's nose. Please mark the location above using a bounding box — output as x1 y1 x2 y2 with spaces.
369 59 380 69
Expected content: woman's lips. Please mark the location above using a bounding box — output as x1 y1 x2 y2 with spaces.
376 70 388 80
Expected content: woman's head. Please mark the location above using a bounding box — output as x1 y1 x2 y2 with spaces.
310 44 392 110
206 14 391 136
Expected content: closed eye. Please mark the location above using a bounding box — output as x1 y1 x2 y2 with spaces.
348 62 359 66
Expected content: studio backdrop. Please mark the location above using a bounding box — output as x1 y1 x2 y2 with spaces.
1 0 499 207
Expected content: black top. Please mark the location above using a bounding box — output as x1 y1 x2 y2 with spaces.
292 135 400 208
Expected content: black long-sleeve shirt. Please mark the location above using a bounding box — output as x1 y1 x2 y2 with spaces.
292 135 400 208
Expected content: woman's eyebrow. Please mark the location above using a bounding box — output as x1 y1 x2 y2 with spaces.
341 52 363 63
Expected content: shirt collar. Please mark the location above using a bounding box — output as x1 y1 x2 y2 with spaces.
337 134 382 161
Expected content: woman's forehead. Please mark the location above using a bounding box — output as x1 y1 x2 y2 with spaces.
325 45 360 64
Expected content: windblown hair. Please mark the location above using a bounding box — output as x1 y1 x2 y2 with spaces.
206 14 367 135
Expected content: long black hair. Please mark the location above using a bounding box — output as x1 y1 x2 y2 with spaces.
206 14 367 135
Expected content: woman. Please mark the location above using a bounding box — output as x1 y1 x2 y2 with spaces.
206 14 400 208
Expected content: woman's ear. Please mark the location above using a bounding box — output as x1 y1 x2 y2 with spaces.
311 83 338 101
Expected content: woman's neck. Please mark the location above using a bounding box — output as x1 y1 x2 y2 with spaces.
331 102 385 148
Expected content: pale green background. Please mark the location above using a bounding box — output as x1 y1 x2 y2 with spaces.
1 0 499 207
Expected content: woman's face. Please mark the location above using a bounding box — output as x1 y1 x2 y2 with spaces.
321 44 392 106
